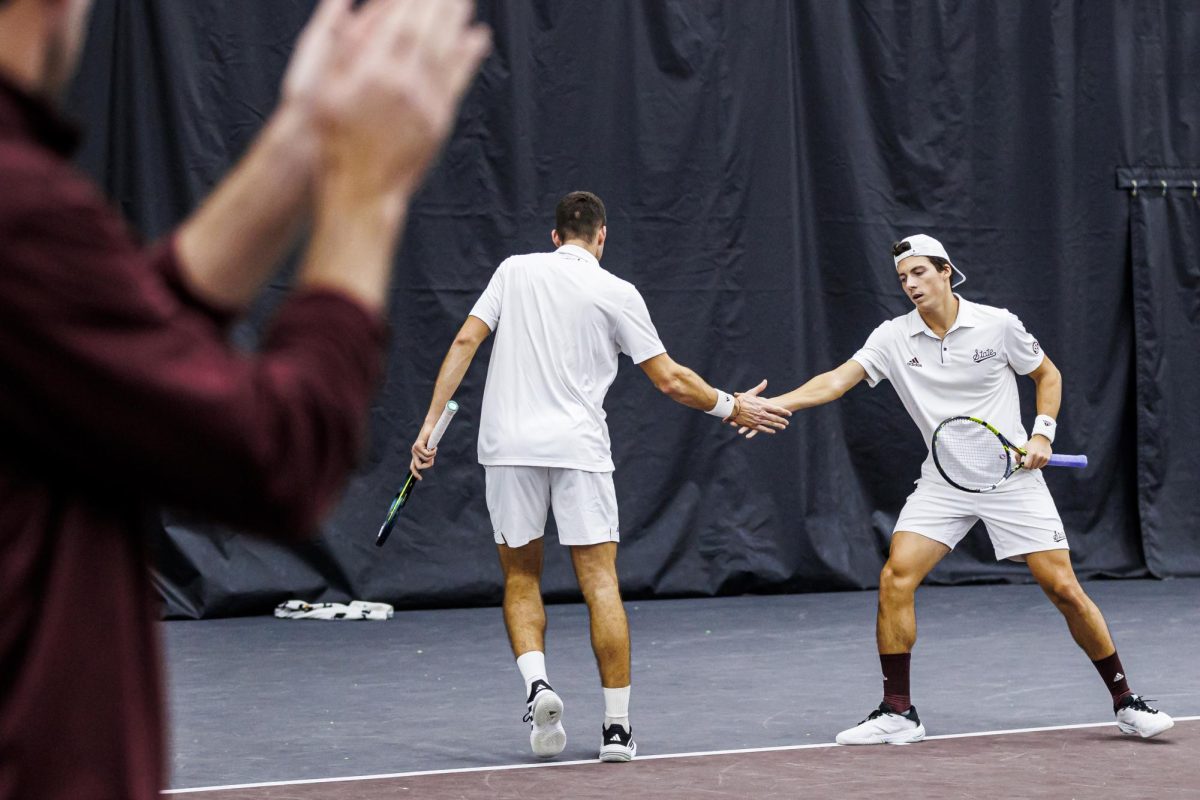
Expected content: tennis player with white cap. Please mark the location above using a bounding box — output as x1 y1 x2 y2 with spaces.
757 233 1173 744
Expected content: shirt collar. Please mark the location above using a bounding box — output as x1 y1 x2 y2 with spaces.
0 71 82 157
907 294 977 337
556 244 600 267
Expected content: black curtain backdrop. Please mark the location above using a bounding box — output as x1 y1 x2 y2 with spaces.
1125 170 1200 578
64 1 1200 618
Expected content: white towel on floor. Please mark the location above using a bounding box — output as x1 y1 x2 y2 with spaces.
274 599 393 620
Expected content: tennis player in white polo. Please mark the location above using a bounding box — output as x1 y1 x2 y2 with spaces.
760 234 1173 744
409 191 791 762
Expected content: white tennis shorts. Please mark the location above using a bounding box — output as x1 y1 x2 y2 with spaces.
894 469 1068 562
484 466 619 549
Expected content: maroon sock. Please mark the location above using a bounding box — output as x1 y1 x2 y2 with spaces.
1092 651 1132 706
880 652 911 712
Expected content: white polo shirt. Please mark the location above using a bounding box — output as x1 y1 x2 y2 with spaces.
851 296 1045 481
469 244 666 472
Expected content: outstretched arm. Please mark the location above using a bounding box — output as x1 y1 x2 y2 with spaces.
770 359 867 411
733 359 866 437
1022 355 1062 469
410 315 492 477
638 353 791 435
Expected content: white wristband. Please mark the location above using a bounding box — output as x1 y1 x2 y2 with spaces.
1032 414 1057 444
707 390 736 419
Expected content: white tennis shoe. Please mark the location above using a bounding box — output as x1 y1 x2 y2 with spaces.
1115 695 1174 738
836 702 926 745
524 680 566 757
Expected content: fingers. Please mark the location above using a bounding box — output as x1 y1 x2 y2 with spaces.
335 0 392 62
363 0 415 61
1018 445 1051 470
448 22 493 99
740 395 791 418
738 409 788 429
325 0 489 188
740 379 768 397
295 0 352 56
435 14 492 114
417 0 471 62
284 0 353 103
410 441 437 479
307 0 352 35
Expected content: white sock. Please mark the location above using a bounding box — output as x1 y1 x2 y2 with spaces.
603 685 631 729
516 651 547 697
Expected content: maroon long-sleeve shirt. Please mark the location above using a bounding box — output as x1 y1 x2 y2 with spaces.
0 77 386 798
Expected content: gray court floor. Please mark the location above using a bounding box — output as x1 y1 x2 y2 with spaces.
164 578 1200 790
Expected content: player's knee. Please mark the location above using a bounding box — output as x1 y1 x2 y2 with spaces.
579 569 620 603
879 563 918 598
503 569 541 596
1043 576 1086 611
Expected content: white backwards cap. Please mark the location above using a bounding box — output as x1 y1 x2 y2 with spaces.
892 234 966 288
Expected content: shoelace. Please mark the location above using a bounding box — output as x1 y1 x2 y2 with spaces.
859 707 889 725
860 702 904 725
1122 695 1159 714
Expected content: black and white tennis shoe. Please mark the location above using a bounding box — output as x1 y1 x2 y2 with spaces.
598 721 636 762
1115 694 1174 738
523 679 566 757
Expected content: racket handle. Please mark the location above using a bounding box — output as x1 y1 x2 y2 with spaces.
427 400 459 449
1048 453 1088 468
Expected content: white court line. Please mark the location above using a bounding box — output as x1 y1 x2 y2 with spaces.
163 715 1200 794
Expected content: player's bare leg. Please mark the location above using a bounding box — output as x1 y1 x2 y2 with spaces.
571 541 636 761
498 539 546 655
1023 549 1173 737
838 531 949 745
1024 549 1113 658
498 540 566 757
876 532 951 654
571 542 630 686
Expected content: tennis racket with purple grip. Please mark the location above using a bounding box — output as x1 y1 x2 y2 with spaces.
932 415 1087 493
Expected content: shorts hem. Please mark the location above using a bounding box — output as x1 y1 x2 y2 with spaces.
560 528 621 547
494 529 619 548
891 527 960 551
494 530 546 548
995 542 1070 562
480 459 615 472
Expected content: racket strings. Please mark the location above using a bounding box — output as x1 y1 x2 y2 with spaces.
935 420 1011 490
